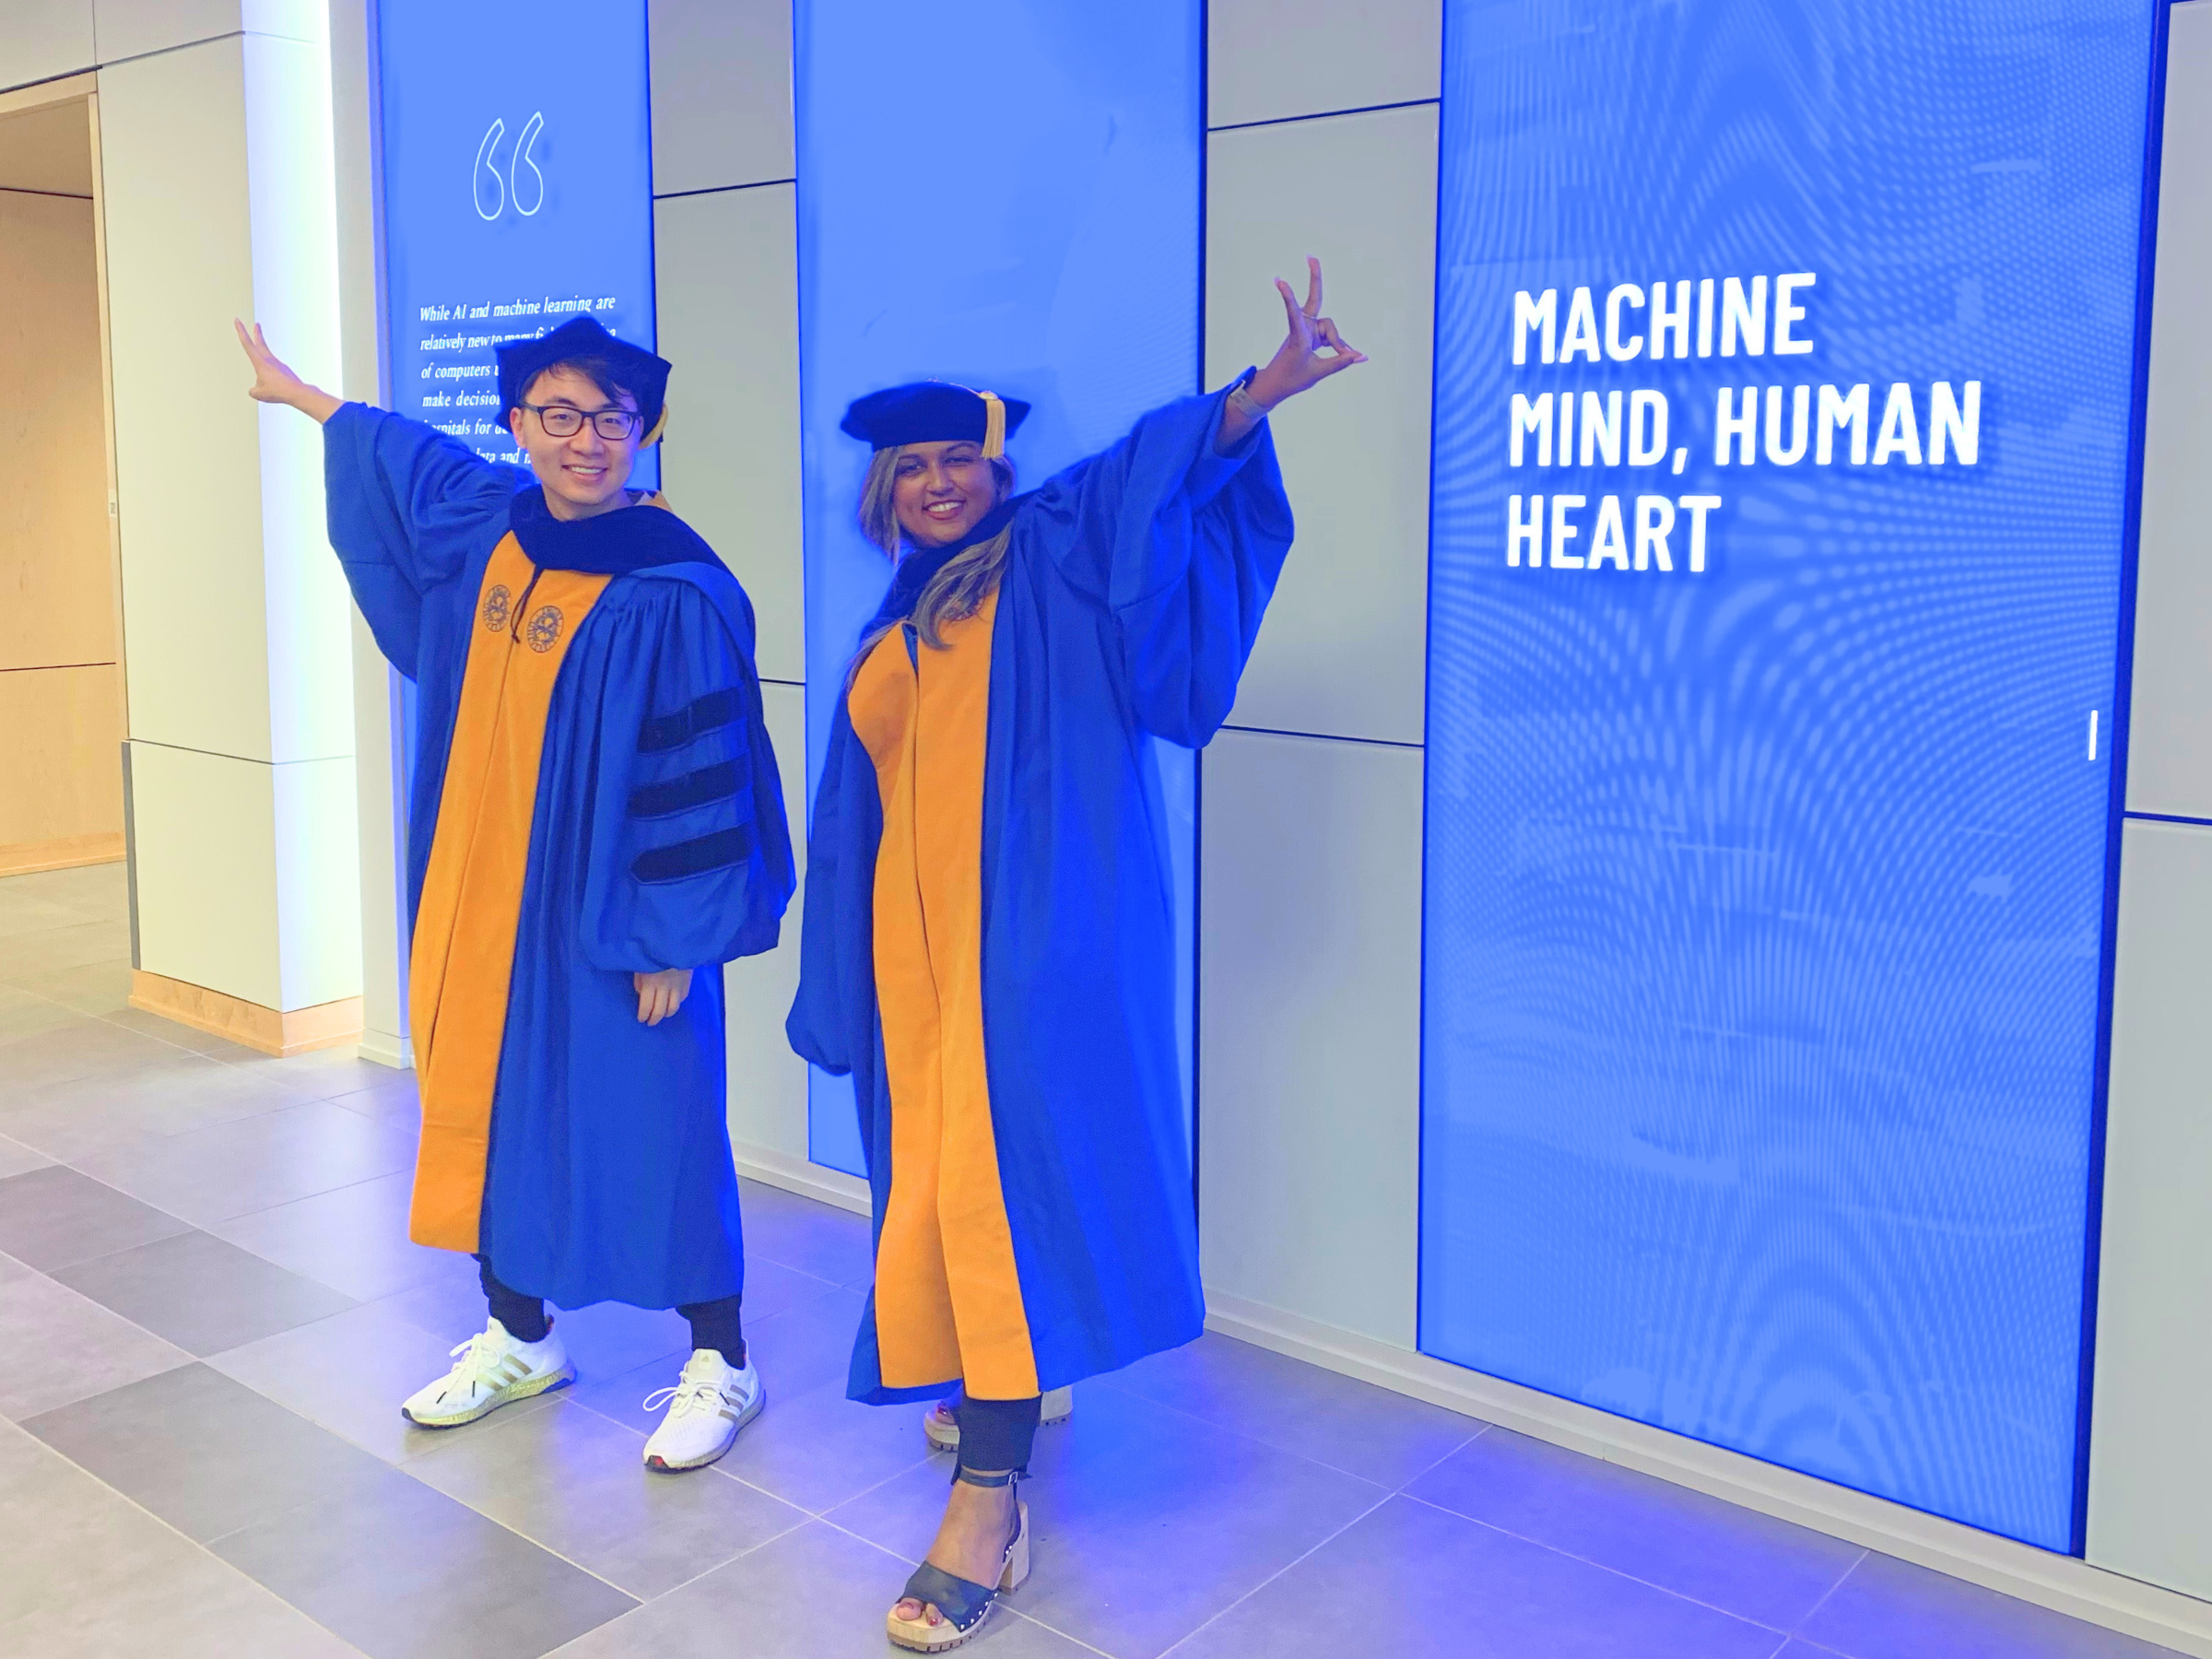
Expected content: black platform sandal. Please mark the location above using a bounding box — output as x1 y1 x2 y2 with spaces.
885 1469 1030 1653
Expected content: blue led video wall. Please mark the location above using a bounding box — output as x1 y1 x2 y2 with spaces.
377 0 656 487
794 1 1203 1174
1420 0 2159 1547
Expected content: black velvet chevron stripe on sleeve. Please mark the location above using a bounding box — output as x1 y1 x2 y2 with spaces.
629 760 742 820
632 826 754 884
639 687 740 753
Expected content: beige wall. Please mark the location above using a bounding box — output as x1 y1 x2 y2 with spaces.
0 665 124 862
0 190 111 671
0 132 124 871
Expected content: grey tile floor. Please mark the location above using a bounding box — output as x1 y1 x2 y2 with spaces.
0 863 2187 1659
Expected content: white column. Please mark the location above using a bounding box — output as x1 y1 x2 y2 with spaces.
2084 0 2212 1599
1196 0 1441 1346
323 0 408 1067
99 5 359 1052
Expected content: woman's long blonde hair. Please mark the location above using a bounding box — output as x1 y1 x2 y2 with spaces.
853 446 1018 667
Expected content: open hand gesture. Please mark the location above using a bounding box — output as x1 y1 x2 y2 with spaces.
236 319 340 423
1251 257 1366 408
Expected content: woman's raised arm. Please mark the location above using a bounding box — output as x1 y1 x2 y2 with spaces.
236 320 343 424
1214 256 1366 453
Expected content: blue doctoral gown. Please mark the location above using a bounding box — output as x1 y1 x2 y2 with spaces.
324 403 794 1310
789 385 1293 1401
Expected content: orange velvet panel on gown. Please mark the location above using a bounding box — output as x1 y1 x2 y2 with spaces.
406 534 609 1252
849 589 1041 1400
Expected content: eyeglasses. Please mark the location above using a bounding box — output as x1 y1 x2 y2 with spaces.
521 401 641 441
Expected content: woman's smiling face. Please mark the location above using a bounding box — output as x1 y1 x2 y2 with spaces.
891 441 999 548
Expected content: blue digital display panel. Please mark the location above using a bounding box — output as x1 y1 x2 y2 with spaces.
1421 0 2159 1547
377 0 655 486
793 2 1202 1175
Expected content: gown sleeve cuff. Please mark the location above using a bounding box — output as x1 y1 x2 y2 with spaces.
1182 371 1268 509
323 399 373 437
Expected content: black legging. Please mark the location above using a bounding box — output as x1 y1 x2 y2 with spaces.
957 1392 1042 1475
477 1257 745 1368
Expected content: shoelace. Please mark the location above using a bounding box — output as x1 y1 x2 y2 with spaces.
443 1329 518 1394
642 1375 727 1418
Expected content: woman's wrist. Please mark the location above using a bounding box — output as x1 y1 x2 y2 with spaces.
1248 364 1301 411
1228 379 1274 425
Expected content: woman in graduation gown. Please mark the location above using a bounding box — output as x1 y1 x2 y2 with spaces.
238 314 795 1476
787 261 1363 1648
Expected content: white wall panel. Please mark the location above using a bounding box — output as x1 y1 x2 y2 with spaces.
100 39 274 760
131 741 358 1011
2127 1 2212 820
1208 0 1439 130
655 182 804 683
2088 817 2212 1596
0 2 93 92
1206 104 1436 745
128 739 280 1007
270 751 359 1008
1198 729 1423 1348
724 680 807 1161
648 0 793 195
93 0 319 64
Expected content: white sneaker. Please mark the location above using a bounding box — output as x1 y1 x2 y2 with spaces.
641 1348 765 1471
400 1318 573 1428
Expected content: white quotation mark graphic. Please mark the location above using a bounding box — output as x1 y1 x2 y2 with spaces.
472 118 505 219
473 113 546 221
512 112 545 215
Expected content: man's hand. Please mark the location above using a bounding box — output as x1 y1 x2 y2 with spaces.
236 320 342 423
635 967 694 1026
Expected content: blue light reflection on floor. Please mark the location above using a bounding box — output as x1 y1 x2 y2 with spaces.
1419 0 2157 1547
791 1 1204 1174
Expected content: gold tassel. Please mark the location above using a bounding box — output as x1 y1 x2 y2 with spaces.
641 402 669 447
979 390 1006 458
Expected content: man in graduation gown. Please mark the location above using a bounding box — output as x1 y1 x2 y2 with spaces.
238 314 794 1474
